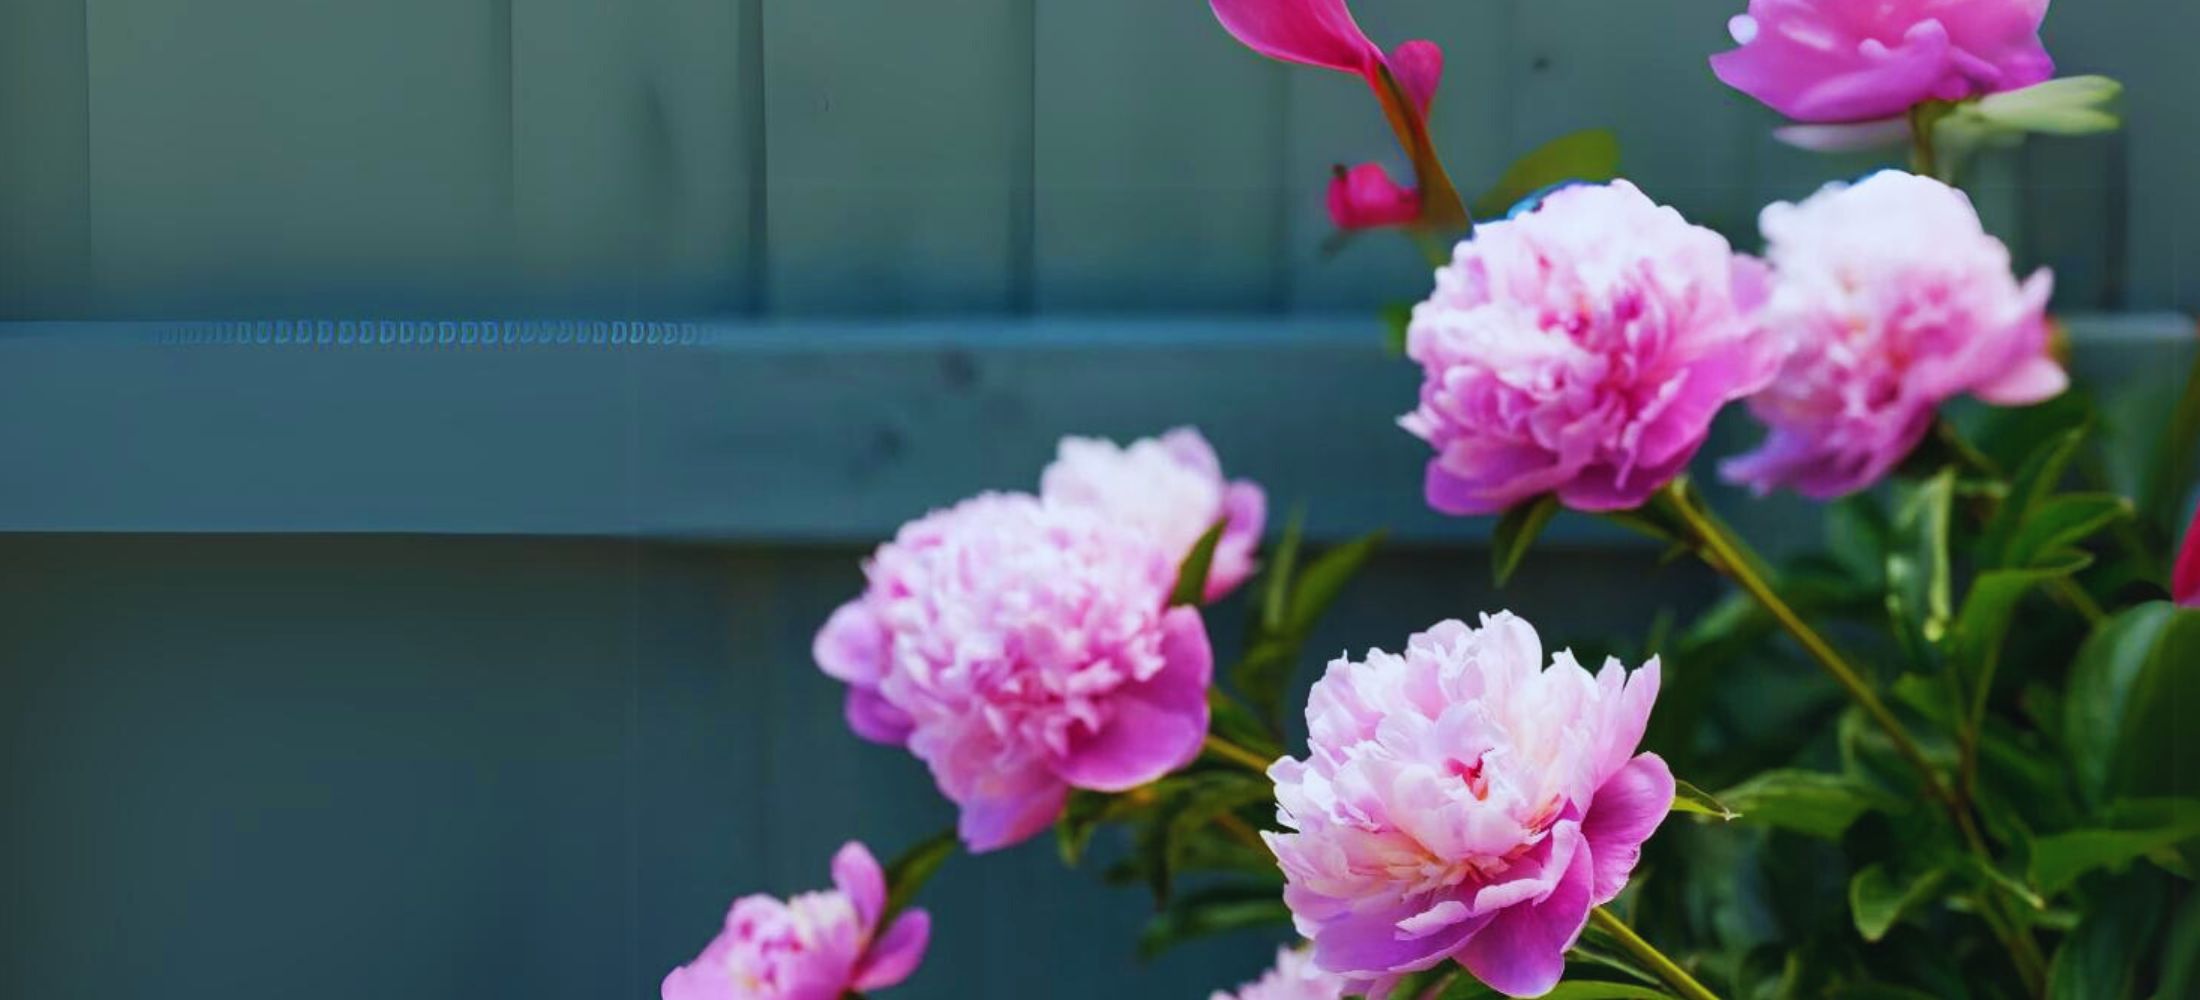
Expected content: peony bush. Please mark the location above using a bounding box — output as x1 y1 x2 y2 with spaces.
664 2 2194 998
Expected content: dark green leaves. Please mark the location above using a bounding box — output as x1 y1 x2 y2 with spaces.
1718 769 1885 839
1492 494 1559 587
1469 129 1622 221
1232 526 1384 727
1171 519 1228 607
1136 883 1291 959
1670 779 1739 822
1849 863 1948 942
2065 603 2200 803
882 830 957 921
1886 469 1955 659
2029 802 2200 897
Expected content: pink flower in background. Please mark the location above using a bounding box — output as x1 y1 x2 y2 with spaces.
2174 508 2200 607
1212 946 1350 1000
1267 614 1672 999
1042 427 1267 602
1711 0 2055 123
1209 1 1464 230
662 842 930 1000
1722 171 2062 499
814 493 1213 852
1400 180 1776 515
1329 163 1423 230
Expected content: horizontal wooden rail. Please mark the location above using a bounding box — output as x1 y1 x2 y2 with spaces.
0 314 2188 542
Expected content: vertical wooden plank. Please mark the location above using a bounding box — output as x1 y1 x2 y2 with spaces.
764 0 1029 316
2017 135 2118 312
1031 0 1286 312
1285 2 1510 312
0 0 91 318
84 0 513 317
1511 0 1752 235
510 0 756 316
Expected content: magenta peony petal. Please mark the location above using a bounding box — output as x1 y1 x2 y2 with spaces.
955 764 1069 854
1054 607 1214 791
1711 0 2055 123
1389 40 1444 115
1310 898 1492 980
845 686 915 746
831 841 887 930
1328 162 1423 230
1454 833 1595 997
853 909 931 991
1580 754 1675 906
1209 0 1380 75
1210 480 1270 600
1042 427 1266 602
2176 509 2200 608
813 600 887 685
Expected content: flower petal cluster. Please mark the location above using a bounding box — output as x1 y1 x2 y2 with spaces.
1711 0 2054 123
662 842 930 1000
1212 946 1350 1000
1400 180 1775 515
1267 613 1672 999
815 492 1213 852
1722 171 2063 498
1042 427 1266 602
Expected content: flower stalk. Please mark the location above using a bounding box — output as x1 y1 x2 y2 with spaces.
1588 907 1721 1000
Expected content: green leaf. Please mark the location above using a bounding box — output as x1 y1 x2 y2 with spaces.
1261 506 1306 633
2065 603 2200 803
1288 530 1385 631
1057 788 1154 867
1171 519 1228 607
1671 778 1739 822
1491 494 1559 587
1719 769 1884 839
2142 351 2200 546
1886 469 1956 658
2158 886 2200 1000
1205 689 1283 764
1469 128 1622 220
2029 805 2200 897
2047 869 2167 1000
1537 984 1672 999
1381 301 1415 356
1978 426 2086 567
1826 494 1893 590
2005 493 2132 568
1136 883 1292 960
1849 862 1948 942
1969 75 2124 135
1945 551 2090 678
882 830 957 921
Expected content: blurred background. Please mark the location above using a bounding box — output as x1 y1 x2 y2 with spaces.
0 2 2191 998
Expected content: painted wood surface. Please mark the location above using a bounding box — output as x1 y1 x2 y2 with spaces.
0 1 2189 319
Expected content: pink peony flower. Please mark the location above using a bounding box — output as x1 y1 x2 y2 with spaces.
1399 180 1777 515
1329 163 1424 230
1711 0 2055 123
2174 507 2200 608
814 493 1214 852
1212 946 1350 1000
1722 171 2063 499
662 842 931 1000
1041 427 1267 602
1266 613 1672 999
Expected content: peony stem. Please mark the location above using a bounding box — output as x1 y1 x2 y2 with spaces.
1587 907 1720 1000
1203 734 1278 775
1656 479 2048 994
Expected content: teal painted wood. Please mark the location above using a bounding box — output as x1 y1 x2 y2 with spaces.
84 0 515 318
0 314 2188 542
510 0 758 315
0 534 1715 1000
0 0 91 317
1032 0 1286 312
762 0 1030 314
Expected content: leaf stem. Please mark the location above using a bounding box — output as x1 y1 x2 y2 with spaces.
1588 907 1720 1000
1203 734 1277 775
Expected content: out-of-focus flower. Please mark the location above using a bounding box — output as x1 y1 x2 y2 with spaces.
1722 171 2062 499
1267 613 1671 998
1711 0 2054 123
814 493 1213 852
662 842 931 1000
1212 946 1350 1000
1041 427 1266 602
1208 1 1464 229
1399 180 1776 515
2174 507 2200 607
1329 163 1423 231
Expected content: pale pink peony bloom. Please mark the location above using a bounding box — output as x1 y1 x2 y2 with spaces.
1212 946 1350 1000
662 842 931 1000
1041 427 1267 602
1722 171 2063 499
1266 613 1672 999
1711 0 2055 123
1400 180 1777 515
2173 507 2199 608
814 493 1213 852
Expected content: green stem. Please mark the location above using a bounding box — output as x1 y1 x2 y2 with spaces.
1907 104 1943 180
1203 734 1276 775
1588 907 1720 1000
